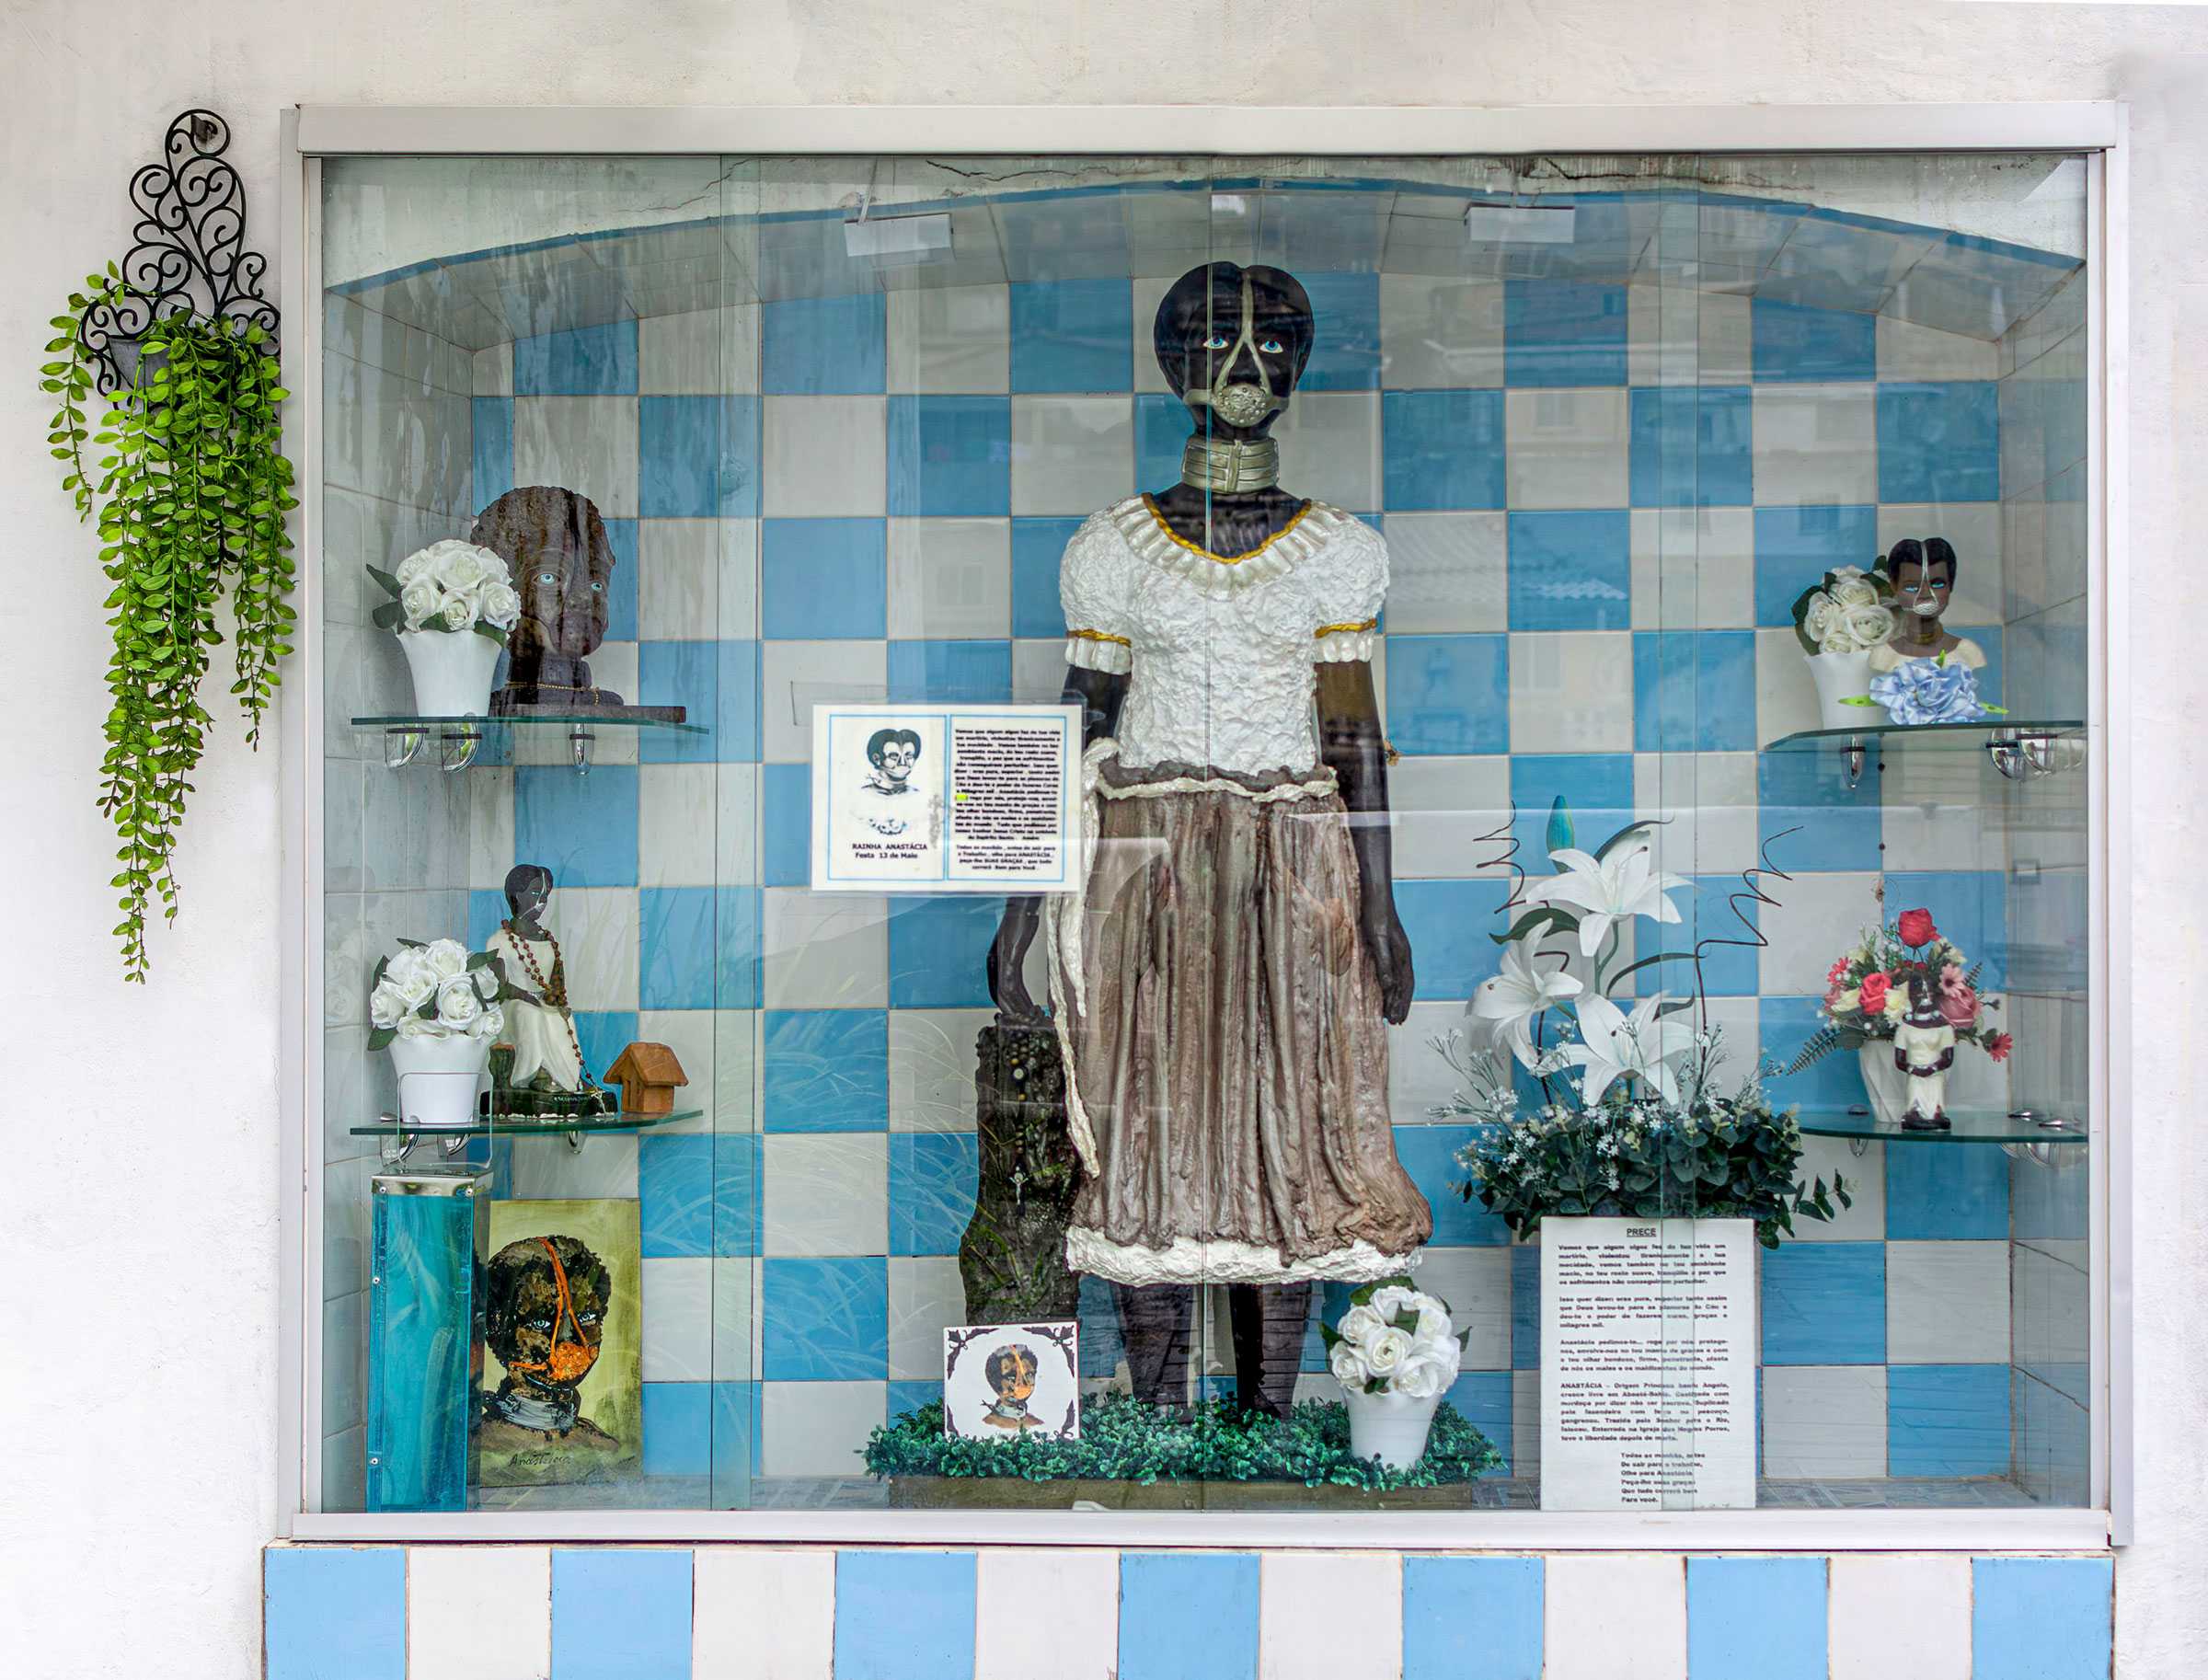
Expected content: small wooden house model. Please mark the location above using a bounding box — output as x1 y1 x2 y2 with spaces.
604 1041 688 1116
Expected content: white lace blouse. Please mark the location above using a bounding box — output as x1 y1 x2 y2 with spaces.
1058 495 1386 777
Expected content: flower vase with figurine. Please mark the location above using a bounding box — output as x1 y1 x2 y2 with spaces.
1790 904 2013 1130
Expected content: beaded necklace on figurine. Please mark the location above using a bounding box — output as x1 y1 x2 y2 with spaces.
503 918 584 1076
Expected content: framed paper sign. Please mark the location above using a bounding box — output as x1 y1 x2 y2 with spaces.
810 703 1081 893
941 1321 1082 1443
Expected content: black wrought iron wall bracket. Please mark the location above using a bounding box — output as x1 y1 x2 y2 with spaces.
77 108 279 396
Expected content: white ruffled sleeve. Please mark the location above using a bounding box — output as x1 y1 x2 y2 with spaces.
1059 514 1134 674
1312 518 1387 664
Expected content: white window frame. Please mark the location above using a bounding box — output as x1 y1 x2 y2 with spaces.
276 102 2130 1548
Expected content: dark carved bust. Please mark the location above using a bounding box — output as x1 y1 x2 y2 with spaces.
471 485 622 710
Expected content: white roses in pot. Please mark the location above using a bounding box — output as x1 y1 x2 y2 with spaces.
369 936 517 1128
1321 1278 1471 1468
1789 564 1896 730
367 539 523 717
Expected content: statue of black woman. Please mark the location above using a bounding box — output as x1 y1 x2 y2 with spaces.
470 484 683 721
989 262 1432 1418
1871 536 1987 677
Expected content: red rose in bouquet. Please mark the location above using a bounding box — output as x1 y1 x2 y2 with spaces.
1897 908 1938 948
1857 971 1892 1014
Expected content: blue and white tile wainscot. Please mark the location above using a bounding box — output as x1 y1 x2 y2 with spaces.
322 179 2091 1499
264 1544 2115 1680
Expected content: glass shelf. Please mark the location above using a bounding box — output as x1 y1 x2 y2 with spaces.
351 1109 702 1139
352 712 705 733
356 1107 702 1168
1795 1107 2087 1145
1759 719 2085 785
352 712 704 772
1762 719 2082 753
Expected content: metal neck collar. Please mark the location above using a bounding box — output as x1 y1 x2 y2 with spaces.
1179 433 1280 494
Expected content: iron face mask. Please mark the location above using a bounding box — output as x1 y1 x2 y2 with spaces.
1184 273 1287 431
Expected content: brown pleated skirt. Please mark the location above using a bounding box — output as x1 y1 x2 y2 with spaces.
1047 754 1432 1286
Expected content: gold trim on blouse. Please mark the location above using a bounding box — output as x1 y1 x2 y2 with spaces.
1140 493 1316 564
1314 618 1378 638
1066 627 1131 647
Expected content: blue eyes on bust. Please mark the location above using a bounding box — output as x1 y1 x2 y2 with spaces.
589 581 604 593
1202 333 1287 355
535 571 557 585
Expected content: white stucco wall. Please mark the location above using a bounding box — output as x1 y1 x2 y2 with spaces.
3 5 2205 1675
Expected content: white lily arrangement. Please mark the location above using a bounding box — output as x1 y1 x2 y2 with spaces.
368 539 523 643
1320 1279 1468 1400
367 936 517 1051
1465 810 1696 1099
1789 564 1895 657
1436 803 1850 1248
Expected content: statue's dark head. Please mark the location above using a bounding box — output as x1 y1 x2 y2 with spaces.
504 862 553 922
1879 536 1959 624
1154 262 1316 438
470 485 615 666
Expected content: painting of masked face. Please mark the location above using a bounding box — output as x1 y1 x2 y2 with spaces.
478 1201 641 1486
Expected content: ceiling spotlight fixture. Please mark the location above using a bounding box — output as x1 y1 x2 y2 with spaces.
843 194 954 267
1465 199 1578 245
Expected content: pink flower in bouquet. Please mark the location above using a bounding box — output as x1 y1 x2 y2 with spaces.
1826 957 1850 987
1938 984 1980 1028
1939 961 1968 995
1897 908 1938 948
1987 1032 2014 1063
1857 972 1892 1014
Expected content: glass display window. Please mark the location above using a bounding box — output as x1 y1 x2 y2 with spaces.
303 139 2104 1531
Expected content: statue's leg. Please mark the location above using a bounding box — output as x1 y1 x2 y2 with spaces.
1112 1282 1195 1409
1228 1282 1314 1419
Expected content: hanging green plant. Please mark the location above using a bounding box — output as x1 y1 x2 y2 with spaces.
38 110 297 982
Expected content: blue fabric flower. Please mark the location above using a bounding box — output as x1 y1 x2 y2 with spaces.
1869 655 1990 725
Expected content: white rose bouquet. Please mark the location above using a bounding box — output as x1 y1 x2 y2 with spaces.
366 936 516 1051
1789 564 1895 656
368 539 524 643
1320 1278 1469 1399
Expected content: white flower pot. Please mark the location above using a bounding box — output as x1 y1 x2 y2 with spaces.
1344 1385 1442 1471
1804 649 1889 732
387 1032 490 1128
1857 1038 1909 1127
397 627 501 718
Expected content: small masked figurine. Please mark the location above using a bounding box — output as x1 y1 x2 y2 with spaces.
1892 972 1959 1131
486 863 586 1097
1870 538 1986 676
471 485 625 712
478 1235 624 1466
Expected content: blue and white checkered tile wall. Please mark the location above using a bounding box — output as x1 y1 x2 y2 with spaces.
266 1543 2117 1680
403 254 2086 1490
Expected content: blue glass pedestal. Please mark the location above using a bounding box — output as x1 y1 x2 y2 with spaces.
367 1166 489 1513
